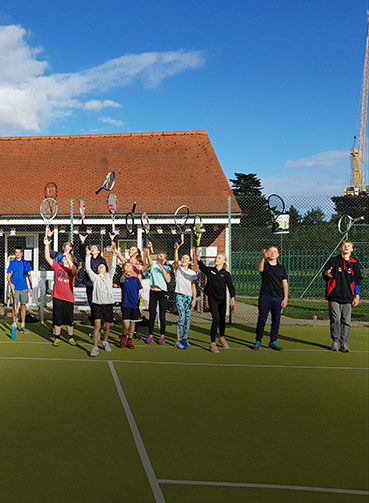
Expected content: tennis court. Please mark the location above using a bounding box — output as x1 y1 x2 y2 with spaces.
1 322 368 503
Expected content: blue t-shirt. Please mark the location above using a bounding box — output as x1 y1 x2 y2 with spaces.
121 277 142 309
7 258 32 290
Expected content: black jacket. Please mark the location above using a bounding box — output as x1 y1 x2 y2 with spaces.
323 254 362 303
199 261 235 302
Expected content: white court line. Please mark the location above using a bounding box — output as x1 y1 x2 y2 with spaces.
0 340 368 353
0 356 367 371
158 479 369 496
108 361 165 503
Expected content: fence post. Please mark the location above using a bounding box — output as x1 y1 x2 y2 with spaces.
70 199 74 244
228 196 232 324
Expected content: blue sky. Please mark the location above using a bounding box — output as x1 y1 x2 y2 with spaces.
0 0 368 196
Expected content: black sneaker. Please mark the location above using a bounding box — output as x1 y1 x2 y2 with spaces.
268 342 283 351
133 332 141 340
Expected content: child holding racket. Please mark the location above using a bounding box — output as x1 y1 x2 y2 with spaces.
193 247 235 353
145 245 171 345
85 242 117 357
7 247 33 335
44 238 77 346
79 233 108 326
172 242 197 349
323 240 362 352
120 262 143 349
253 247 288 351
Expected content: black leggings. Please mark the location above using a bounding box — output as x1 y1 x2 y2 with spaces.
149 290 168 335
208 296 226 342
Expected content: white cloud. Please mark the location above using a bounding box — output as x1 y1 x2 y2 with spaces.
99 116 125 127
84 100 121 111
0 25 205 134
261 149 351 196
285 150 348 169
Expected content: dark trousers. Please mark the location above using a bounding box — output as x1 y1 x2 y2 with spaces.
149 290 167 335
208 296 226 343
256 294 282 343
86 285 95 324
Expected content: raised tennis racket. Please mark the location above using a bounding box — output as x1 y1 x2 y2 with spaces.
44 182 58 200
40 198 58 237
107 193 118 233
338 214 364 234
141 212 153 252
126 201 137 236
96 171 116 195
78 198 86 229
193 215 205 259
174 205 190 244
267 194 285 221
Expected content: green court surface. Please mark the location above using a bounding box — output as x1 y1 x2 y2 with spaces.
0 322 368 503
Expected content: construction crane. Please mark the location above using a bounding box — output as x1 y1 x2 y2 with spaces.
345 11 369 196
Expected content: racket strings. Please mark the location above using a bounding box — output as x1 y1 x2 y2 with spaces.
40 199 57 220
106 173 115 190
107 194 118 213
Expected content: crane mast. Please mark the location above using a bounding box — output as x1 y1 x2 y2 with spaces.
345 11 369 195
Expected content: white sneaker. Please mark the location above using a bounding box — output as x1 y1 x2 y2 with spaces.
90 346 99 357
175 340 185 349
340 343 350 353
102 341 112 352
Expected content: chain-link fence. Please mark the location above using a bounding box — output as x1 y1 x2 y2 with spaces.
1 194 368 327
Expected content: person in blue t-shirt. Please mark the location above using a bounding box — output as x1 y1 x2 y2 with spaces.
120 262 142 349
7 247 33 335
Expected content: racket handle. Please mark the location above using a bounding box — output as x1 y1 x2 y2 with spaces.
181 233 184 244
95 186 103 195
45 225 48 239
131 201 137 214
112 221 115 234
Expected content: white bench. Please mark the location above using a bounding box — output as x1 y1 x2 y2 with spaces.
73 287 122 311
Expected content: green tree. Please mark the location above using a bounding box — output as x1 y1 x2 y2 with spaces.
302 208 325 225
288 205 302 226
230 173 263 197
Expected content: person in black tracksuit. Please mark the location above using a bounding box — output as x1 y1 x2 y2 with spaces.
194 248 235 353
79 234 108 326
323 240 362 352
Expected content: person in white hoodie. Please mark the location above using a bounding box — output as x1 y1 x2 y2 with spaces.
85 241 117 357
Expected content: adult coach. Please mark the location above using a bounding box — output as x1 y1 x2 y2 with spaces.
253 246 288 351
7 247 33 335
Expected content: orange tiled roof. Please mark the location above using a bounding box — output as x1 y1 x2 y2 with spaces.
0 130 240 216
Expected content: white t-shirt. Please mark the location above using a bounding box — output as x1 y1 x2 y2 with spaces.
175 266 197 296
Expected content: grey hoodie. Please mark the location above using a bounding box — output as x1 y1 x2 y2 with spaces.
85 254 117 305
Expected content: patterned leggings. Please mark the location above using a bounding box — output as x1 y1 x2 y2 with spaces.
176 293 193 340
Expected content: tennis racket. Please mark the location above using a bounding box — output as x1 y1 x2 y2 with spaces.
338 214 364 234
40 198 58 237
267 194 285 221
193 215 205 259
44 182 58 200
174 205 190 244
126 201 137 236
78 198 86 227
107 193 118 234
96 171 116 195
141 212 153 252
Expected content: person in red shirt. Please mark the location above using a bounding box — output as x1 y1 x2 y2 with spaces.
44 237 77 347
